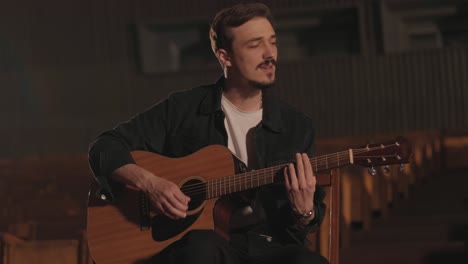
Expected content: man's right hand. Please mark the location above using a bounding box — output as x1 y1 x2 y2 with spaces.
143 175 191 220
112 164 190 220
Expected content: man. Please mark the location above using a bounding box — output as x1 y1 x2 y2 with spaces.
88 3 328 264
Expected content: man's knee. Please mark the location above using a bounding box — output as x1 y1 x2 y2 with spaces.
148 230 231 264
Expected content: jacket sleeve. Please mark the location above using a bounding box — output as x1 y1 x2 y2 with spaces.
284 121 327 242
87 99 169 200
285 185 326 240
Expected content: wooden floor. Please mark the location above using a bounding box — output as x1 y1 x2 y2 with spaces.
340 168 468 264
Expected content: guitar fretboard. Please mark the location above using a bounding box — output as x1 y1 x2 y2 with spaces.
205 150 351 199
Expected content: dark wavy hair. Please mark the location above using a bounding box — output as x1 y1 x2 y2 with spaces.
209 2 275 53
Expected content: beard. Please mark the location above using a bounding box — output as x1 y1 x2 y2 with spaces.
249 58 277 90
248 78 275 90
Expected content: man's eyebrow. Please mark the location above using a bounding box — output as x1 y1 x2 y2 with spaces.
245 37 263 44
245 35 277 44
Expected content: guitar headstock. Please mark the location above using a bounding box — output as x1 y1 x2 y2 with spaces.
352 136 412 168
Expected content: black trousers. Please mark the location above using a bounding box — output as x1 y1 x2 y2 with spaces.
147 230 329 264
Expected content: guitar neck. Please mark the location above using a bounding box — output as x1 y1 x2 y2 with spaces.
205 149 352 199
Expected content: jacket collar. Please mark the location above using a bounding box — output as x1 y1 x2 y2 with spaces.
200 76 284 133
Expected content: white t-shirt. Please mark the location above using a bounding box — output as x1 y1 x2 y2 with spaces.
221 95 262 168
221 95 265 228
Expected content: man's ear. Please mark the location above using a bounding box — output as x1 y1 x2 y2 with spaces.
216 49 232 67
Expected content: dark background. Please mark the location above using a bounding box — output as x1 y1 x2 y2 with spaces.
1 0 467 158
1 0 467 262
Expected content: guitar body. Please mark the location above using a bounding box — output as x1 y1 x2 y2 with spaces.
86 137 411 264
87 145 237 264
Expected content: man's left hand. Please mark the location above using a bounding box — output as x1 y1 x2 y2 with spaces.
284 153 316 221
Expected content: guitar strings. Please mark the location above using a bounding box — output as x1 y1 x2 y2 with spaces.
180 146 399 197
179 146 400 196
182 148 398 197
179 145 395 194
180 149 353 195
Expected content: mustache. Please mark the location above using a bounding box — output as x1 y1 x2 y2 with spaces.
257 58 277 68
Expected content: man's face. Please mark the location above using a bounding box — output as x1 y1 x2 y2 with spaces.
227 17 277 89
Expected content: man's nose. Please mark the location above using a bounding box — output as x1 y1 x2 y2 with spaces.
263 43 276 59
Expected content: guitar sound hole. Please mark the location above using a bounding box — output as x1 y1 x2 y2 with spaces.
151 179 206 242
180 179 206 211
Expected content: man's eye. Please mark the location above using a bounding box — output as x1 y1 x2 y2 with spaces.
249 44 260 48
271 42 277 46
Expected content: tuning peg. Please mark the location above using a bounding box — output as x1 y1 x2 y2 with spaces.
383 165 391 173
368 166 377 176
399 164 405 171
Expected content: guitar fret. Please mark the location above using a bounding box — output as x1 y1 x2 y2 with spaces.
235 176 237 193
271 167 274 183
212 179 214 198
244 175 247 190
208 180 211 199
234 175 237 193
212 180 215 199
220 178 223 196
199 148 360 199
235 175 238 192
213 179 216 197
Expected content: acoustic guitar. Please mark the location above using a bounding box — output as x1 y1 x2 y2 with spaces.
87 137 411 264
